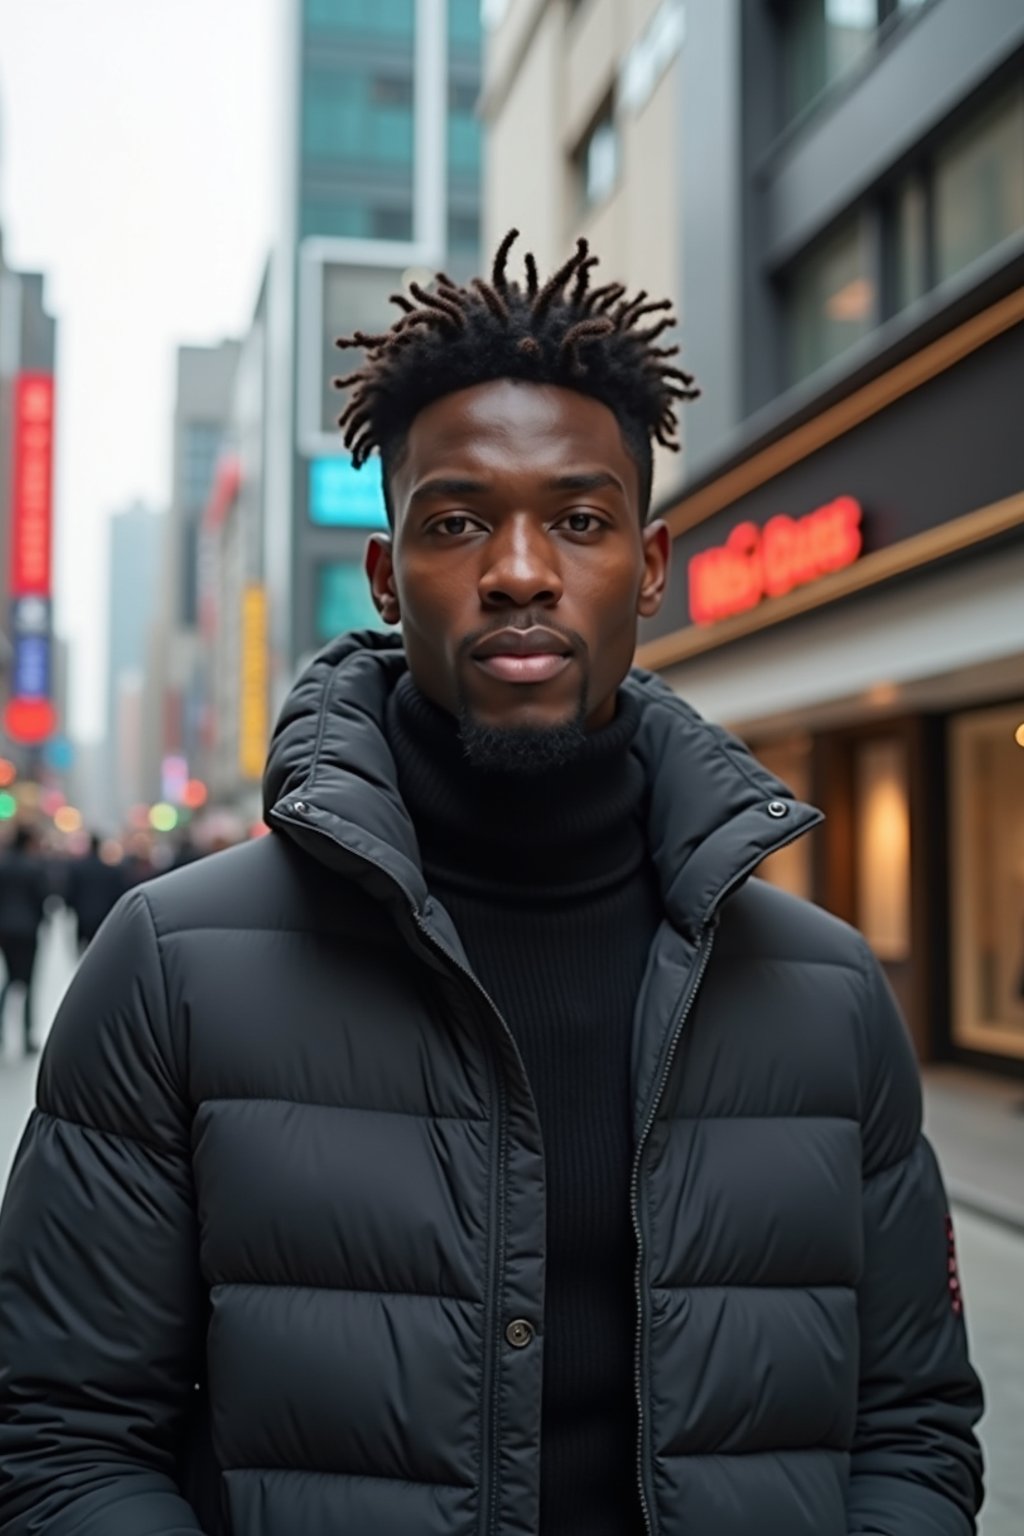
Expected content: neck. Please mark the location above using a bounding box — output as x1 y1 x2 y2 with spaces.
386 673 649 898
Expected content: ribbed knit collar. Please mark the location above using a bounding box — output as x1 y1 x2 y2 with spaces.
385 673 649 899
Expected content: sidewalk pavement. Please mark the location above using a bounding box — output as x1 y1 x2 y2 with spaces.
923 1065 1024 1233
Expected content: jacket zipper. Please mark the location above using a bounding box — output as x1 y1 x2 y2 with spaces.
630 921 717 1536
411 911 512 1536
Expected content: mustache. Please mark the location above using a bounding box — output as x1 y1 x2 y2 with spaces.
457 615 588 662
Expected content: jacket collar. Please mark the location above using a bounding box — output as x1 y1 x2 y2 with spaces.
264 631 823 939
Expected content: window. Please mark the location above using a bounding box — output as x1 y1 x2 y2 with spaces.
449 0 482 50
304 71 414 170
300 200 372 239
786 216 875 382
371 206 413 240
448 208 480 253
854 737 910 962
574 96 620 213
449 78 479 115
305 0 414 39
950 704 1024 1060
892 173 928 310
934 87 1024 286
372 74 414 110
782 0 876 124
316 561 389 645
448 110 482 180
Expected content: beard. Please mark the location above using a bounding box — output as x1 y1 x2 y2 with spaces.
456 677 589 776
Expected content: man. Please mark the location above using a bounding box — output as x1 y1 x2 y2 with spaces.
65 833 127 954
0 825 48 1056
0 234 983 1535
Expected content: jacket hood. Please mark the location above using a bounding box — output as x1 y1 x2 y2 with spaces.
263 631 822 937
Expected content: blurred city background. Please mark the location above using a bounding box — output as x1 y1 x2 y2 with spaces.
0 0 1021 1529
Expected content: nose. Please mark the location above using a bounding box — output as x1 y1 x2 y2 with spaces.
478 517 563 611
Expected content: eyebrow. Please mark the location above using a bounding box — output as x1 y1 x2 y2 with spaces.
408 470 626 504
408 477 490 504
545 471 625 496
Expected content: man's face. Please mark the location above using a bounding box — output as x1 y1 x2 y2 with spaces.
367 378 670 736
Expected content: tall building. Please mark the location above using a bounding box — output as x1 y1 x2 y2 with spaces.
482 0 687 504
488 0 1022 1072
104 502 164 826
143 340 240 806
264 0 483 703
204 266 271 818
0 228 59 767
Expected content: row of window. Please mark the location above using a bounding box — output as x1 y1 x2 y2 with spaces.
300 197 479 251
303 0 479 48
303 73 480 174
786 80 1024 383
781 0 929 128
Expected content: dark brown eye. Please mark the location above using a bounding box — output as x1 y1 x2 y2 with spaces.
435 515 474 536
564 512 601 533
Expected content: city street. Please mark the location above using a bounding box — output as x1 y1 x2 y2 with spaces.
0 913 1020 1534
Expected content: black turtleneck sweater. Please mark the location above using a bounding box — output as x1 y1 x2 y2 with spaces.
387 675 660 1536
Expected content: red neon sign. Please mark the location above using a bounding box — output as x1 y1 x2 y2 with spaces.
10 374 55 599
688 495 864 627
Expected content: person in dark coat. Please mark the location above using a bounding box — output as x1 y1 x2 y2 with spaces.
0 236 983 1535
0 825 48 1056
65 834 127 953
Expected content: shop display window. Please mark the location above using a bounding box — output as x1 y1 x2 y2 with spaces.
854 736 911 962
950 703 1024 1059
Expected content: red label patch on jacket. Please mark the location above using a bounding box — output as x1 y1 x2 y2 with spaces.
945 1215 963 1316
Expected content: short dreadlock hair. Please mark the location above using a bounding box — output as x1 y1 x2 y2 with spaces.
334 229 699 522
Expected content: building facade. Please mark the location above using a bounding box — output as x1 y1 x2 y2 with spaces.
264 0 483 704
203 267 271 819
481 0 1024 1070
482 0 687 505
104 502 164 827
143 340 240 809
633 0 1024 1072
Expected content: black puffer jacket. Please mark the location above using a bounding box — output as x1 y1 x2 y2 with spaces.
0 634 983 1536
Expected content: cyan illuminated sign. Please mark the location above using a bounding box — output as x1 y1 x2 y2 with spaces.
309 456 387 529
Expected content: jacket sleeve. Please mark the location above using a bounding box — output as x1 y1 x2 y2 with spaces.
846 942 984 1536
0 889 207 1535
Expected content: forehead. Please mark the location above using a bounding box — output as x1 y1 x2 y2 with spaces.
394 379 639 499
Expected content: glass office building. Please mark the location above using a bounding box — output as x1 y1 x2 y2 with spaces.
264 0 482 685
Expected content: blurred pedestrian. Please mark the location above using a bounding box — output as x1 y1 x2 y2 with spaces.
0 235 983 1534
169 832 202 870
0 825 48 1056
65 834 127 954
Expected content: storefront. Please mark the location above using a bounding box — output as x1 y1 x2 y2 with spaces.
640 285 1024 1072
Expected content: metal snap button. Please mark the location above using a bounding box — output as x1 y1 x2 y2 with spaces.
292 801 308 813
767 800 788 818
505 1318 534 1349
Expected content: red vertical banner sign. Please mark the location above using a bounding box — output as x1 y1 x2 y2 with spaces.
10 373 55 598
6 373 57 745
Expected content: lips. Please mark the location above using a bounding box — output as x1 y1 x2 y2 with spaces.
471 627 574 685
472 628 573 660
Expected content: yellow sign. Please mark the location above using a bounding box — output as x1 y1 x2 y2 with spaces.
239 585 269 781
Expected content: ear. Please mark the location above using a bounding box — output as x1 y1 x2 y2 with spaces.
366 535 401 626
638 519 670 618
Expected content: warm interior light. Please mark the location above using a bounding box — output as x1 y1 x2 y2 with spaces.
826 277 874 322
1015 723 1024 749
865 681 900 709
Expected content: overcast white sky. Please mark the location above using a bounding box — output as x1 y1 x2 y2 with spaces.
0 0 280 738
